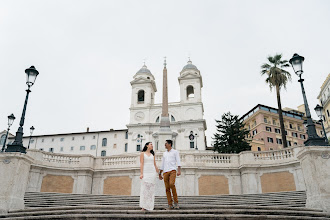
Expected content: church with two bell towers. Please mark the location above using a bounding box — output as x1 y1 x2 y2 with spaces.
11 59 207 156
127 59 207 152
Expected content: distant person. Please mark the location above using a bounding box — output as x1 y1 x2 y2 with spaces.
139 142 159 211
158 139 181 210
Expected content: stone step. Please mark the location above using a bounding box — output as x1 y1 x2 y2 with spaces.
1 207 330 220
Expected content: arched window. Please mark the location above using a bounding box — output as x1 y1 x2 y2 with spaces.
171 115 175 122
156 116 160 123
138 90 145 103
186 85 194 99
102 138 107 146
101 150 106 156
257 147 261 151
0 134 6 146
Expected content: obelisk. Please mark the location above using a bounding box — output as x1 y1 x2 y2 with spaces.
160 57 171 131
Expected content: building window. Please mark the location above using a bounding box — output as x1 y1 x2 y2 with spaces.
93 136 96 139
60 138 64 142
60 147 64 152
80 146 85 151
264 118 268 123
72 137 75 141
31 139 35 143
270 148 273 150
125 143 128 152
294 142 298 145
70 146 74 151
273 120 276 125
101 150 106 156
102 138 107 147
90 145 96 150
138 90 145 102
276 138 282 145
252 129 257 136
137 145 141 151
41 139 44 143
125 131 128 139
292 132 298 137
171 115 176 122
0 134 6 145
52 138 54 142
327 110 330 117
114 134 117 138
186 85 194 99
320 130 323 136
82 136 85 140
267 137 273 143
49 148 54 153
40 148 44 151
300 134 306 139
287 141 292 147
266 126 272 132
289 124 293 129
257 147 261 151
190 142 194 148
156 116 160 123
113 144 117 149
275 128 281 134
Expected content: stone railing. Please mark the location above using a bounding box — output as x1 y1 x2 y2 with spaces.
253 148 295 160
27 147 301 170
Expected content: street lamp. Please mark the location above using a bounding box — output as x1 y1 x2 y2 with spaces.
1 114 16 152
314 104 328 142
195 133 198 150
27 126 35 149
6 66 39 153
289 54 327 146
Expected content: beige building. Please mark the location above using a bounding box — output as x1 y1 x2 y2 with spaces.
317 73 330 138
241 104 324 151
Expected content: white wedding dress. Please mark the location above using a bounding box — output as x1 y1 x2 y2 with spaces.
139 153 157 210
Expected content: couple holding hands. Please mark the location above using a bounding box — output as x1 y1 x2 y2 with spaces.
139 140 181 211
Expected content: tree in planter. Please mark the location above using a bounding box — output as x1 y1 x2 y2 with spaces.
261 54 291 148
213 112 250 154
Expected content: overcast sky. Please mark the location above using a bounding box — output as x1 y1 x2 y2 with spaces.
1 0 330 145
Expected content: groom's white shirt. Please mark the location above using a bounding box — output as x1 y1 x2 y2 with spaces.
160 149 181 173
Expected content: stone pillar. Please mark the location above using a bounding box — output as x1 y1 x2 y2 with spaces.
297 146 330 212
0 153 33 214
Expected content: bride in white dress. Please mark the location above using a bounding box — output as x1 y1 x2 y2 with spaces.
139 142 159 211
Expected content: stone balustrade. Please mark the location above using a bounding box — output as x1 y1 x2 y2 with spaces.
27 147 300 170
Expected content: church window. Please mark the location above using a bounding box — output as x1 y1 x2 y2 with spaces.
102 138 107 147
138 90 145 103
125 131 128 139
125 143 128 152
186 86 194 99
101 150 106 156
171 115 175 122
156 116 160 123
190 141 194 149
137 145 141 151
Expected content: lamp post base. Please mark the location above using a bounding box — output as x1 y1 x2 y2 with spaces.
304 137 328 146
5 144 27 154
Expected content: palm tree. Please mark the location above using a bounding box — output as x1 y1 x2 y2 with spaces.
261 54 291 148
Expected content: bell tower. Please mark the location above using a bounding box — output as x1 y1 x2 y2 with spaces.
178 59 203 104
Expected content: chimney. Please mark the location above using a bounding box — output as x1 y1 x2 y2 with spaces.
87 127 90 132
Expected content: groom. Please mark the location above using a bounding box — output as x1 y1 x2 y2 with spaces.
159 140 181 210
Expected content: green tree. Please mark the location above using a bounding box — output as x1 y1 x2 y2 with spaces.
212 112 250 153
261 54 291 148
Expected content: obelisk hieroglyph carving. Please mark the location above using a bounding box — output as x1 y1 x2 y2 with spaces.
160 57 171 131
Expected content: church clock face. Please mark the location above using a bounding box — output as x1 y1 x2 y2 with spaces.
135 112 145 121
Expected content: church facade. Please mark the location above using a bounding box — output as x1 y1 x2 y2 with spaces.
7 60 207 155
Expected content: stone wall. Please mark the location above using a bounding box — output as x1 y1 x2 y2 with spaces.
21 147 307 196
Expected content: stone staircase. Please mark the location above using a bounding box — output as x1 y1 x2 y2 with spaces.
0 191 330 219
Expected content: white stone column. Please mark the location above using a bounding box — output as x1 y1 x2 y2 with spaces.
0 153 33 214
297 146 330 212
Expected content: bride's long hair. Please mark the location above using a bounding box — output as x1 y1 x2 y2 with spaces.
142 142 155 156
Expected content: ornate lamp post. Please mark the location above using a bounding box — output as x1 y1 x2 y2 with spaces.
6 66 39 153
27 126 35 149
1 114 16 152
289 54 327 146
314 104 328 143
195 133 198 150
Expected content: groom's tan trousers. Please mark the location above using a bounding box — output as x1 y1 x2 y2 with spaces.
163 170 178 206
